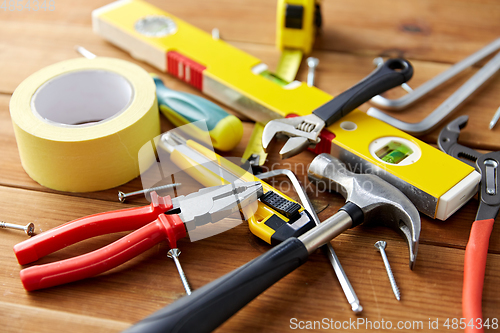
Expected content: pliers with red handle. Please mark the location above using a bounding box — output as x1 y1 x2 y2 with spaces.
13 182 262 291
439 116 499 333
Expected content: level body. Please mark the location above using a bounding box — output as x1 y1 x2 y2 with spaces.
93 0 480 220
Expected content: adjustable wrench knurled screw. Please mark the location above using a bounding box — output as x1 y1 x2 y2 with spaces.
374 241 401 301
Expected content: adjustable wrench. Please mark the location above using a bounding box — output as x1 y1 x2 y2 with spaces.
262 58 413 159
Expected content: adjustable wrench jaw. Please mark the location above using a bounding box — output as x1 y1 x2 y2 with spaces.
308 154 421 269
261 114 325 159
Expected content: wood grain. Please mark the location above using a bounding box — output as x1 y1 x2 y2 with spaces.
1 0 499 332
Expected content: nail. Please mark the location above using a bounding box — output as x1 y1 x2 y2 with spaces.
118 183 181 203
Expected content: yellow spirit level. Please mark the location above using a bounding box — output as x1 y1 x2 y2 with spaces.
93 0 480 220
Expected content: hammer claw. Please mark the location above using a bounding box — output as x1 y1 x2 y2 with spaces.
308 154 421 269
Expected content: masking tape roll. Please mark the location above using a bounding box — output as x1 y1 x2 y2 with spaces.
10 57 160 192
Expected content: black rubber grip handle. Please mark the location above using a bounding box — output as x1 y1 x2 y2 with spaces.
122 237 309 333
313 58 413 126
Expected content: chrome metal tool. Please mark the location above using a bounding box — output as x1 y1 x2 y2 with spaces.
14 182 263 291
308 154 420 269
262 58 413 159
367 51 500 135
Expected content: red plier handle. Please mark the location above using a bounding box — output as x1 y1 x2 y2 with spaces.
463 218 494 333
13 193 186 291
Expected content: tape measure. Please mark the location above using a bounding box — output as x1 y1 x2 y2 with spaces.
10 57 160 192
275 0 321 82
241 122 268 166
275 49 303 83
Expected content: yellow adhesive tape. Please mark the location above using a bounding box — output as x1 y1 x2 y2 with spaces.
10 57 160 192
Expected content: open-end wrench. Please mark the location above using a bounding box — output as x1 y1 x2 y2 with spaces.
438 116 500 333
256 169 363 313
262 58 413 159
122 155 420 333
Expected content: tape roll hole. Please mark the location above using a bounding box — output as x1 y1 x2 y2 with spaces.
31 70 133 126
340 121 357 131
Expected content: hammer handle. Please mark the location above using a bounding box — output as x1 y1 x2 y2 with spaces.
122 238 309 333
463 218 494 333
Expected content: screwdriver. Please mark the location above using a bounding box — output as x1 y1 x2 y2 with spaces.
74 46 243 151
153 75 243 151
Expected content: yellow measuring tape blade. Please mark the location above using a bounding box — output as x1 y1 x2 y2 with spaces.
241 122 268 166
275 49 303 83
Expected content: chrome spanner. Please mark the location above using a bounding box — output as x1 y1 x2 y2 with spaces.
367 50 500 135
370 37 500 110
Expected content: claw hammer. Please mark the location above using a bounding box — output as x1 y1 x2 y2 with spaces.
122 155 421 333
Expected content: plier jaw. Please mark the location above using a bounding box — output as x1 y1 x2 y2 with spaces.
438 115 500 218
173 182 263 230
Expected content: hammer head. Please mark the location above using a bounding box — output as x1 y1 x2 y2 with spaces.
308 153 421 269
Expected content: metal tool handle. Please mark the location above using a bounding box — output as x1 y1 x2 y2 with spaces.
20 214 185 291
122 237 309 333
368 51 500 135
13 193 173 265
370 38 500 110
313 58 413 127
463 218 494 333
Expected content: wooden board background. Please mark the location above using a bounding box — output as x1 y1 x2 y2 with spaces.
0 0 499 332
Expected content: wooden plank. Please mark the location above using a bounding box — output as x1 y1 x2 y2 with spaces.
1 0 499 64
0 301 129 333
1 1 499 332
1 186 499 332
146 0 500 63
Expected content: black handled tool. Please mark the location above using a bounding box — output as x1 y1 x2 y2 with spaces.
262 58 414 158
